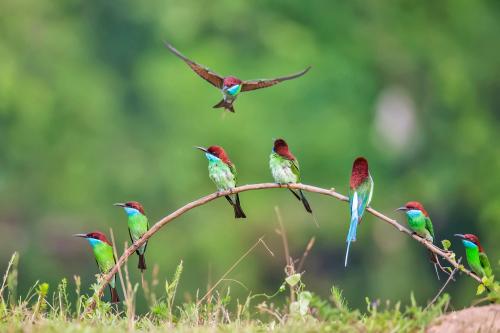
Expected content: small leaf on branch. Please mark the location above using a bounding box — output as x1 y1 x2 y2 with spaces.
476 284 485 295
285 273 302 287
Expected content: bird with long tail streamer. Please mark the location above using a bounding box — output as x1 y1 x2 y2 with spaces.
345 157 373 267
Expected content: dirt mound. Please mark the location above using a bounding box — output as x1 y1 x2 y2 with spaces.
427 304 499 333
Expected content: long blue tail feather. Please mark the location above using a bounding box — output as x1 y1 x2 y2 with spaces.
345 215 358 267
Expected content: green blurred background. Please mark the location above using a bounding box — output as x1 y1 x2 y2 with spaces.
0 0 499 312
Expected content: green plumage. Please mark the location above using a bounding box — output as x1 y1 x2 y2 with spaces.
208 157 237 191
91 241 117 288
405 211 434 242
465 245 492 279
269 153 300 184
128 213 149 255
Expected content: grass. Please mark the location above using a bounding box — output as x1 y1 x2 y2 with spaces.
0 251 456 333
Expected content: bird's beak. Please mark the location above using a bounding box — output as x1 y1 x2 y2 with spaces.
395 206 408 212
113 203 126 207
195 146 208 153
73 233 87 238
454 234 465 239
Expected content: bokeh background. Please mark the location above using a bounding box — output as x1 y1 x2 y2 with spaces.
1 0 499 312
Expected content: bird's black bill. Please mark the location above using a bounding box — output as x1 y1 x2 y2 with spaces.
395 206 407 212
73 233 87 238
113 203 126 207
454 234 465 239
195 146 208 152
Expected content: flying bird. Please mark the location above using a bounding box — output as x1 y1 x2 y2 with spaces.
196 145 246 218
165 42 311 113
269 138 312 214
74 231 119 303
454 233 492 279
114 201 149 272
345 157 373 267
396 201 444 280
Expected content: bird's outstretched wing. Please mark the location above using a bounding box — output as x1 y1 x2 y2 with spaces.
241 66 311 92
164 42 224 88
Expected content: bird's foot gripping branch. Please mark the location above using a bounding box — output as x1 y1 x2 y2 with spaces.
84 182 486 313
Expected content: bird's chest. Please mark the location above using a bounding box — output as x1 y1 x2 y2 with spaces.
270 157 296 183
465 247 483 273
406 215 431 240
208 162 235 189
128 215 147 239
222 85 241 100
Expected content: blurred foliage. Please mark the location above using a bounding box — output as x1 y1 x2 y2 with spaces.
0 0 499 312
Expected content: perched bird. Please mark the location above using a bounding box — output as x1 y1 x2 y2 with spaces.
196 145 246 218
454 233 492 279
114 201 149 272
345 157 373 267
396 201 442 279
165 42 311 113
74 231 119 303
269 138 312 214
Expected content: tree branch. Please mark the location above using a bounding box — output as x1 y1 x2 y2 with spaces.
83 182 481 313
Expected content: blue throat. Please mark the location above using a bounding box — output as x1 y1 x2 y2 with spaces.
406 209 423 219
124 207 141 217
227 84 240 96
461 239 478 249
87 238 103 248
205 153 220 163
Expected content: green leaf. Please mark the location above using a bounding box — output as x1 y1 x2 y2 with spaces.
441 239 451 251
285 273 301 287
298 291 312 315
476 284 485 295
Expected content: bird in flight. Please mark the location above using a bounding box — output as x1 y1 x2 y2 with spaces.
165 42 311 113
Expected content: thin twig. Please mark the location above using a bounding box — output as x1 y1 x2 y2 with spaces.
424 258 462 311
109 229 127 305
297 237 315 273
275 206 295 302
84 182 482 313
197 236 267 305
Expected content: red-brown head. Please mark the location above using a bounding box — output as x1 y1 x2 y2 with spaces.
223 76 242 88
196 145 233 166
350 157 370 189
396 201 429 217
114 201 146 215
73 231 112 246
454 233 484 252
273 138 296 160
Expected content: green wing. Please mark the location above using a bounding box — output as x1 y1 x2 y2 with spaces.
424 217 435 239
349 177 373 222
228 163 237 182
290 158 301 182
479 252 493 278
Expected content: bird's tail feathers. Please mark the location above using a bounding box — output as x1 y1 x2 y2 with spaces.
299 189 313 214
233 193 246 219
346 215 359 243
138 254 147 272
428 250 441 281
288 188 302 201
213 99 235 113
110 286 120 303
345 241 352 267
225 194 246 219
345 215 359 267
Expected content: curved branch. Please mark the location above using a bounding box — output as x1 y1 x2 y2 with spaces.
84 182 481 313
